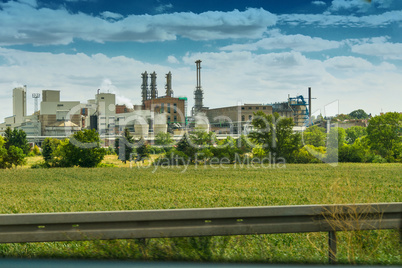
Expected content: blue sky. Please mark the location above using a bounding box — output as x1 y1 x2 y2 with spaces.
0 0 401 122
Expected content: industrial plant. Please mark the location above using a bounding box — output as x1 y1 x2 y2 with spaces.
0 60 312 144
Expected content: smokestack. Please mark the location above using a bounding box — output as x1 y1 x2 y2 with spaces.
308 87 312 126
150 72 158 99
193 60 203 115
165 71 173 97
141 71 149 105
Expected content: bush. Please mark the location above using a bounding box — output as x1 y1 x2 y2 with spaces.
52 129 106 168
154 149 190 166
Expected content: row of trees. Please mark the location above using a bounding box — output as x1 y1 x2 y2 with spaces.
147 111 401 165
2 111 400 169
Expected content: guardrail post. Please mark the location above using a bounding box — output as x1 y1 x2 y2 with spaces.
328 231 337 264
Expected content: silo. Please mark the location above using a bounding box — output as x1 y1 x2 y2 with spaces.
154 113 167 134
134 124 149 136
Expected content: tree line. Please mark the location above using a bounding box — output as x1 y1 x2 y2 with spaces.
0 111 400 169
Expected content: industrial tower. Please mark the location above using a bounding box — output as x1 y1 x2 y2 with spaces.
141 71 149 105
193 60 204 115
165 71 173 97
150 72 158 99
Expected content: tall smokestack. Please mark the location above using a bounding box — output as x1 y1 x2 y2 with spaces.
150 72 158 99
165 71 173 97
308 87 312 126
193 60 203 114
141 71 149 105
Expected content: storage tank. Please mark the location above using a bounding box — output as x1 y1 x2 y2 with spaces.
154 113 167 134
134 123 149 136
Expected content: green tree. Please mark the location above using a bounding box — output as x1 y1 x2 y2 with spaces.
345 126 367 144
5 146 26 167
4 127 30 155
235 134 253 154
349 109 369 119
54 129 106 167
366 112 402 162
115 128 135 163
0 136 10 169
249 111 301 162
210 136 241 163
176 133 198 162
0 136 26 168
154 132 174 146
136 138 150 160
303 125 327 147
42 138 61 164
32 145 41 155
189 130 216 146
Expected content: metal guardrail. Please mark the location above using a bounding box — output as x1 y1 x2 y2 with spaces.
1 203 401 263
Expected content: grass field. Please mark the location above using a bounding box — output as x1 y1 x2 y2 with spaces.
0 158 401 264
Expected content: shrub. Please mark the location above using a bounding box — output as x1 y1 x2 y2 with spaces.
53 129 106 168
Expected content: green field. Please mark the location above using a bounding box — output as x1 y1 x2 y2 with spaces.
0 162 401 264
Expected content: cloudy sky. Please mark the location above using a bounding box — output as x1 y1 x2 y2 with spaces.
0 0 401 122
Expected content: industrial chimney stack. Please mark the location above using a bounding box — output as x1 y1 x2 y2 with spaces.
165 71 173 97
150 72 158 99
193 60 204 114
141 71 149 105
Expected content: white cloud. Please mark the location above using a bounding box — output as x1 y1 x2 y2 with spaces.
328 0 371 13
100 79 134 108
351 42 402 60
167 55 180 64
221 32 342 52
0 2 276 45
312 1 327 6
0 46 401 123
100 11 124 21
324 56 373 70
278 10 402 27
328 0 396 13
155 3 173 13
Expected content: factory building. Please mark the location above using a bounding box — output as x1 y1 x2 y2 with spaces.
206 104 273 134
0 60 312 142
141 71 187 130
13 86 27 125
39 90 82 136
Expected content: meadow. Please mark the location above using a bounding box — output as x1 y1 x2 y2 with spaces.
0 160 401 264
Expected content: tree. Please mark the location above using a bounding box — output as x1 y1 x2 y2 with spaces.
154 132 174 146
6 146 26 167
235 134 253 154
4 127 30 155
189 130 216 146
0 136 26 168
366 112 402 162
115 128 135 163
42 138 61 164
345 126 367 144
176 133 198 162
349 109 369 120
0 136 10 169
210 136 242 163
249 112 301 162
54 129 106 167
136 138 150 160
303 125 327 147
